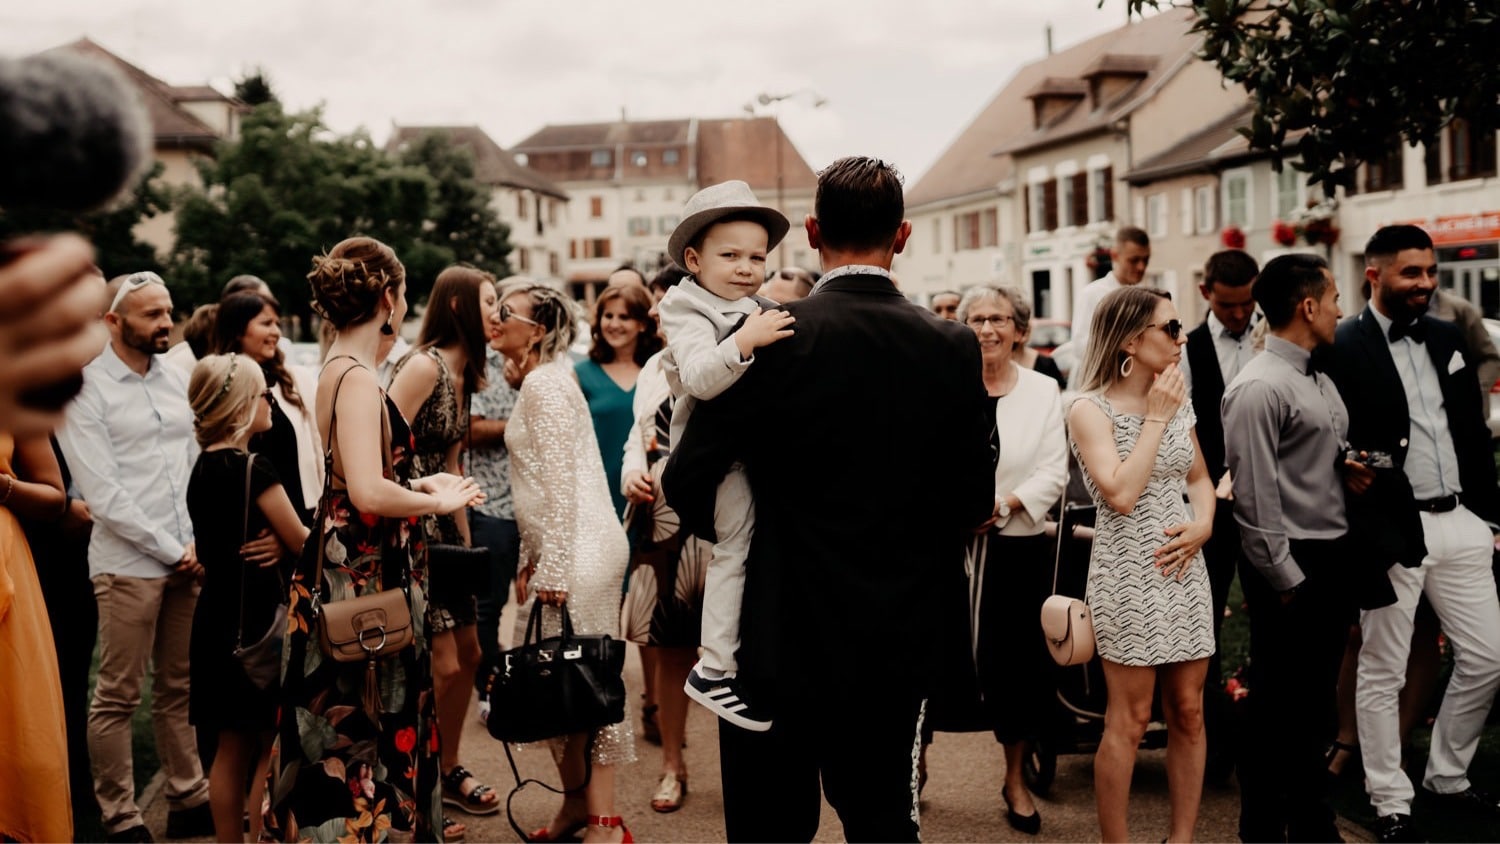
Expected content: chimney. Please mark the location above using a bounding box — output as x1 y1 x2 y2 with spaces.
1045 24 1053 55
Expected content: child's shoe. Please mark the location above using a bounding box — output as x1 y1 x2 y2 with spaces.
683 661 771 732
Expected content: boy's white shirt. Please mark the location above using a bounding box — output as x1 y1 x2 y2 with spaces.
658 276 760 450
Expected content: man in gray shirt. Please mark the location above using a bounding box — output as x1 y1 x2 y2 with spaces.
1222 253 1352 842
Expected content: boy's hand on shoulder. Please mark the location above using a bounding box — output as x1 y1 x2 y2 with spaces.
734 306 796 360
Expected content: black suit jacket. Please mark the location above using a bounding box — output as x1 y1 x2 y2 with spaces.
1185 322 1228 484
1321 306 1500 609
662 273 995 702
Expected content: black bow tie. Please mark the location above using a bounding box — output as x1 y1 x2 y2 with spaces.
1389 319 1427 344
1306 358 1320 377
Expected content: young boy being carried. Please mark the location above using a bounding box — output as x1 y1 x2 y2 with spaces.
658 180 794 732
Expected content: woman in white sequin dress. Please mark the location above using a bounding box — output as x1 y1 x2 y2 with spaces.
1067 286 1215 844
495 284 636 844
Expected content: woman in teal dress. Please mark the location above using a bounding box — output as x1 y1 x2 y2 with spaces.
576 284 661 519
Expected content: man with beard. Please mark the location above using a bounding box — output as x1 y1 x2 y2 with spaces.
1324 226 1500 843
58 271 211 842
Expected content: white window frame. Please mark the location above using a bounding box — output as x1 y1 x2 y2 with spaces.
1088 168 1109 224
1221 167 1252 229
1194 186 1216 233
1274 164 1304 221
1146 193 1168 238
1180 188 1194 235
1059 176 1076 230
1028 178 1047 233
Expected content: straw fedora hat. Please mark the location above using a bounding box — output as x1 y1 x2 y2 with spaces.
667 180 790 270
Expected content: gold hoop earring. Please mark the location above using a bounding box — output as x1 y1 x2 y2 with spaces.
1119 355 1134 378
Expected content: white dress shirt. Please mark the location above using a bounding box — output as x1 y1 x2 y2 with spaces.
1368 307 1462 500
993 366 1069 536
1181 311 1257 395
58 344 197 578
1070 272 1121 355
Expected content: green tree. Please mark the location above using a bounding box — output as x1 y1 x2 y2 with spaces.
1124 1 1500 189
233 68 278 107
0 161 170 277
170 103 510 337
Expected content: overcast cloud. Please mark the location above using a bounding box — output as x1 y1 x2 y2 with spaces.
2 0 1141 183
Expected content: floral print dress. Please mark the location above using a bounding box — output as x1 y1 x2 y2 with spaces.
267 360 441 843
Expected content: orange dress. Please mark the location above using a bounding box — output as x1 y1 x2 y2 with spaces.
0 432 71 842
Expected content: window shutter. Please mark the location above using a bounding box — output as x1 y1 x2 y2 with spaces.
1043 179 1058 231
1023 184 1031 233
1071 173 1088 227
1103 167 1115 221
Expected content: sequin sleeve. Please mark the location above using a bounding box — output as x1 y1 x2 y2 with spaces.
516 366 580 593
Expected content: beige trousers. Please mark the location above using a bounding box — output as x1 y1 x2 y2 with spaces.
88 572 208 833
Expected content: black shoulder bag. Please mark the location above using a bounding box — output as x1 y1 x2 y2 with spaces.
233 451 289 691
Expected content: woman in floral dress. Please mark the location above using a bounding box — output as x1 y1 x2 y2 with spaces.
267 237 483 843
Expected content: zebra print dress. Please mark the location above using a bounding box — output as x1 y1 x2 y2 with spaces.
1069 394 1216 667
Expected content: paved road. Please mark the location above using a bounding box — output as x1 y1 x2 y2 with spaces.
144 639 1374 841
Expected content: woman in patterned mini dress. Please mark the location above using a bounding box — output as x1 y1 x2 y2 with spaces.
1067 286 1216 844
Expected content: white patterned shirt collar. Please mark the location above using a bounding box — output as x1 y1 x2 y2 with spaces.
811 264 891 295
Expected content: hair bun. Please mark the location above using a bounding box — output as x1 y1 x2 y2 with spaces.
306 238 404 328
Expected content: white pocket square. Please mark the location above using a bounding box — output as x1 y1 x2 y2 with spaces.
1448 351 1466 375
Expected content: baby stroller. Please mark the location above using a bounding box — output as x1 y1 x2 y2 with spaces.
1022 497 1171 795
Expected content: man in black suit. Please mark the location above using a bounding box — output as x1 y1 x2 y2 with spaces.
1180 248 1259 781
1324 225 1500 843
663 156 994 842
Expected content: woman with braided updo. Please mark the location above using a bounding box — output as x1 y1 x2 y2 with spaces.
266 236 485 843
493 284 635 843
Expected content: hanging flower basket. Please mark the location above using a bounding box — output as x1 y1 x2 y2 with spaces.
1221 225 1246 249
1272 220 1298 247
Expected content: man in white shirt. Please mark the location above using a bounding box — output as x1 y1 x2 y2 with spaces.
1070 226 1151 354
58 271 211 842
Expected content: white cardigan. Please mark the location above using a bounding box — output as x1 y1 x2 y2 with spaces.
280 364 325 510
993 366 1069 537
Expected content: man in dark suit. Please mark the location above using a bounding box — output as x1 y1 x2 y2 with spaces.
1324 225 1500 843
663 156 994 842
1180 248 1259 781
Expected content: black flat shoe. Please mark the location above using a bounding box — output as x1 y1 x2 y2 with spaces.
1001 786 1041 835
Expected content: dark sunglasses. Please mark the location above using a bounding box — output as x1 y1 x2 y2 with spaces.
1146 319 1184 340
500 303 539 326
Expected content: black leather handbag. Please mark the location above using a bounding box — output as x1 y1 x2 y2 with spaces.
424 542 491 608
486 600 626 744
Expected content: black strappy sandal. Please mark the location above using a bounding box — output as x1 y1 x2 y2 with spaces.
443 765 500 815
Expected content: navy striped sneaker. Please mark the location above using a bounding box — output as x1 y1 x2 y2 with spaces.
684 662 772 732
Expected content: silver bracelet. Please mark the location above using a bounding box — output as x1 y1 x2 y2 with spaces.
0 473 14 506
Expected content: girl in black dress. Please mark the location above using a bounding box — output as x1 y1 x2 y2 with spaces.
186 353 310 843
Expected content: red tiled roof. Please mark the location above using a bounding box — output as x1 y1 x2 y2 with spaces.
513 119 692 151
387 125 568 199
46 38 222 149
696 117 817 194
905 9 1196 208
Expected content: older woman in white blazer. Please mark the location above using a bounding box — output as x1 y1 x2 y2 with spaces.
960 285 1068 836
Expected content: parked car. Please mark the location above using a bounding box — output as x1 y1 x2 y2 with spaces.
1028 319 1071 354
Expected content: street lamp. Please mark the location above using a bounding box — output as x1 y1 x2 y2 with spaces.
745 89 826 268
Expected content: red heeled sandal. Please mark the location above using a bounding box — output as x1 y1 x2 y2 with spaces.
588 815 633 843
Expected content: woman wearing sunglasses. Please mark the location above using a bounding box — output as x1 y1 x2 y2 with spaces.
1066 285 1215 844
491 285 635 843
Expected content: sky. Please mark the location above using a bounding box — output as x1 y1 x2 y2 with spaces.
2 0 1145 186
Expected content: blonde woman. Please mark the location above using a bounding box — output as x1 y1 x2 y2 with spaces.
494 284 635 844
1066 286 1215 843
185 354 310 842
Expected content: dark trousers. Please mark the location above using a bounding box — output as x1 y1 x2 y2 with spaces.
1237 537 1354 843
1202 501 1240 774
719 686 925 843
470 511 519 693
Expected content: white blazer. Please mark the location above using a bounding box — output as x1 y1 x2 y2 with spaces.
993 366 1069 536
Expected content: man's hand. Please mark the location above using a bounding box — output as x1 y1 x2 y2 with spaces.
175 542 203 578
1343 457 1375 496
733 307 796 360
240 528 283 569
623 469 654 504
61 498 92 535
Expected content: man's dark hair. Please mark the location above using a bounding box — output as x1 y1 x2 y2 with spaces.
1203 250 1259 290
649 263 689 295
1115 226 1150 249
1364 224 1434 263
1253 253 1330 329
813 156 904 253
